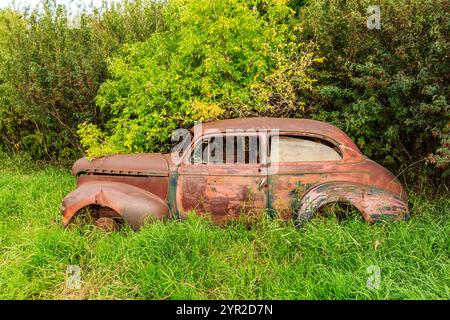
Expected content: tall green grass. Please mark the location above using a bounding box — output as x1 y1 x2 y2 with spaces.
0 158 448 299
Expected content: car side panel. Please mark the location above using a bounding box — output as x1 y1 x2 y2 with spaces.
269 170 371 219
176 164 267 223
297 182 409 223
268 160 407 220
61 181 170 230
77 174 169 200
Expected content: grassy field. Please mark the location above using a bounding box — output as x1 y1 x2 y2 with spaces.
0 156 448 299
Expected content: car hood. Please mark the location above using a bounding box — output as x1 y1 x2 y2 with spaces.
72 153 169 177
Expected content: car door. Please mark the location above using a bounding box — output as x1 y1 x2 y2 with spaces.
176 131 268 223
267 133 347 219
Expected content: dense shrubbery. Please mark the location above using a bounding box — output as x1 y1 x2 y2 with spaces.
0 0 163 159
299 0 449 181
0 0 448 183
79 0 321 155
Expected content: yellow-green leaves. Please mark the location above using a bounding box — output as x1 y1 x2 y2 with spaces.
81 0 320 156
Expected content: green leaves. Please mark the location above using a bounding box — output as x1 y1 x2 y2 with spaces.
0 0 164 160
300 0 450 178
81 0 319 157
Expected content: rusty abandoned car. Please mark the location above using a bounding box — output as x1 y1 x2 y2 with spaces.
61 117 409 230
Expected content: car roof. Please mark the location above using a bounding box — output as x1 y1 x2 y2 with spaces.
191 117 360 151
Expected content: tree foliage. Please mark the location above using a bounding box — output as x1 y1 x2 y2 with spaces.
0 0 164 159
79 0 320 155
299 0 449 179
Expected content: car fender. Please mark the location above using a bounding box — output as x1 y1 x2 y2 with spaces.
297 182 409 224
61 181 170 230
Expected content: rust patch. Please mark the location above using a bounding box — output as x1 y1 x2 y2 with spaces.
77 175 168 200
61 181 170 230
296 182 409 224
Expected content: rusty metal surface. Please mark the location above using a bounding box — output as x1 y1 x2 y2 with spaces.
176 164 267 223
61 181 170 230
268 160 407 220
72 153 168 176
297 182 409 223
77 174 169 200
61 117 409 229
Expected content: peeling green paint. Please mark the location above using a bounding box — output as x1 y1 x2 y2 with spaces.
267 175 276 218
168 172 180 219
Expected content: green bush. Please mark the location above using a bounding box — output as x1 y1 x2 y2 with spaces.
79 0 321 156
298 0 450 180
0 0 164 160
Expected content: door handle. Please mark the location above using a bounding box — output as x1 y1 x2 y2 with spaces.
258 177 266 190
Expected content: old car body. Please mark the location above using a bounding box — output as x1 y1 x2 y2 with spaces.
61 118 409 230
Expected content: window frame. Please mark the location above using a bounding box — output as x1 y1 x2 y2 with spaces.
182 131 268 166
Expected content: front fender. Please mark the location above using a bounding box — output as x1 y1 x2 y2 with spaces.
61 181 170 230
297 182 409 224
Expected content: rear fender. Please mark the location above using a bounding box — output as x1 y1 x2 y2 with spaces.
61 181 170 230
297 182 409 224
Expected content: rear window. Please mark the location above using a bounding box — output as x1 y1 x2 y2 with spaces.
270 136 342 162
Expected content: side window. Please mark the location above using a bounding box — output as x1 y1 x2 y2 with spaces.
270 136 342 162
191 135 261 164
